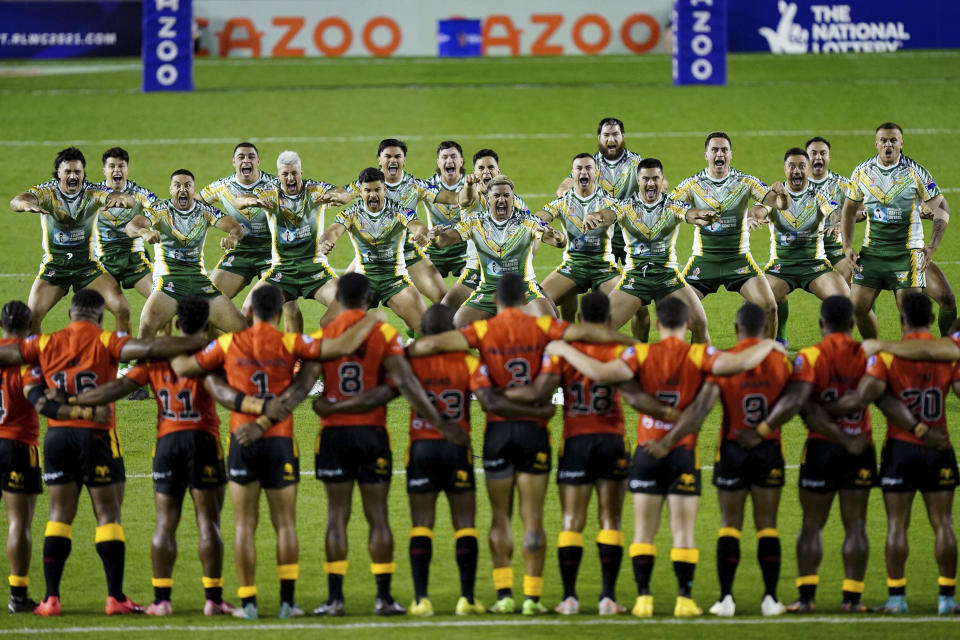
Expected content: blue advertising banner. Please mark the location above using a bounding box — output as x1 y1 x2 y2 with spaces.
437 19 482 58
730 0 960 53
673 0 727 86
142 0 193 92
0 1 141 59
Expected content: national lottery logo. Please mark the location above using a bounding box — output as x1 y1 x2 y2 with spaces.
487 261 502 275
281 228 297 243
687 267 700 280
54 230 70 244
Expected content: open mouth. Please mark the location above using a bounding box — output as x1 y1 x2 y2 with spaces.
111 172 123 185
240 164 253 178
481 175 492 186
177 193 189 208
284 178 298 193
495 202 507 215
443 163 456 177
578 175 590 188
66 177 79 189
386 164 399 178
790 174 804 189
713 158 726 170
367 196 380 209
645 186 657 199
812 160 824 172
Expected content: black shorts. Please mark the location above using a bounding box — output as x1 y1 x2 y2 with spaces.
0 439 42 494
557 433 629 485
406 439 475 494
483 421 551 479
799 439 876 493
315 425 391 484
43 427 125 487
153 430 226 498
629 445 701 495
713 439 785 491
879 438 959 494
228 434 299 489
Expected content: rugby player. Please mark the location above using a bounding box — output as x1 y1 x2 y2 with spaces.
70 296 235 616
318 168 429 334
671 133 790 338
916 197 957 336
583 158 715 342
430 175 565 326
171 284 383 620
125 169 248 337
424 141 469 278
0 289 207 616
822 293 960 615
750 148 850 344
840 123 946 339
10 147 131 334
312 274 465 617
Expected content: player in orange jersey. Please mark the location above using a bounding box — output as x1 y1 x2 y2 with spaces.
71 296 233 617
546 296 782 618
822 293 960 615
172 284 382 620
0 289 207 616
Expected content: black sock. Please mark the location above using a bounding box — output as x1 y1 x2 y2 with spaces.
632 553 655 596
280 580 295 606
409 535 432 601
205 586 223 604
888 585 906 597
673 562 696 598
241 595 257 608
154 586 171 604
716 535 740 598
95 540 126 600
757 536 781 598
328 574 344 602
375 573 392 602
42 535 71 599
10 585 27 601
843 590 862 605
598 543 623 600
455 534 478 601
798 584 816 603
497 588 512 600
558 544 583 600
940 582 955 598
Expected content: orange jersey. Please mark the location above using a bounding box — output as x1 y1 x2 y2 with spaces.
866 331 960 445
461 308 569 424
792 332 871 439
126 361 219 439
408 351 479 441
194 322 324 437
19 320 130 430
541 342 626 439
319 309 405 428
708 338 792 442
621 337 718 449
0 338 40 445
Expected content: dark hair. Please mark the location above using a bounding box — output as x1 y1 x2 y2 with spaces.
572 152 596 165
637 157 664 173
1 301 31 333
901 292 933 329
784 147 809 162
337 273 371 309
71 288 105 315
736 302 766 337
804 136 831 150
357 167 385 185
597 117 624 135
176 295 210 335
53 147 86 179
251 285 284 320
495 273 526 308
101 147 129 165
422 303 455 336
171 168 194 181
704 131 731 150
656 296 689 329
378 138 407 156
580 292 610 324
472 148 499 165
876 122 903 134
436 140 463 157
819 295 854 332
233 142 258 155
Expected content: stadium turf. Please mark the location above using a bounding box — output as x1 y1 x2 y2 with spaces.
0 50 958 638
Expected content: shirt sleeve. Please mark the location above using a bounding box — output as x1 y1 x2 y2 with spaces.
701 345 720 373
18 335 40 364
460 323 481 349
912 163 942 201
124 363 150 387
469 360 493 391
201 203 225 226
194 338 227 372
865 353 890 382
381 325 406 357
108 332 132 361
293 332 324 360
791 349 817 385
546 318 570 341
744 174 771 203
619 345 640 375
22 365 44 388
199 181 218 206
543 199 563 220
846 168 864 202
540 353 560 376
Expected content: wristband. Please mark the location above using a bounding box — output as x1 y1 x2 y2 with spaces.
233 392 245 412
255 415 272 431
911 422 929 438
756 421 773 438
240 395 265 415
664 408 682 423
38 399 62 419
68 405 94 421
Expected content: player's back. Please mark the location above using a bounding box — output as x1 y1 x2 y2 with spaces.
549 341 625 439
0 337 39 445
796 332 871 439
711 338 792 441
407 351 475 440
129 360 219 439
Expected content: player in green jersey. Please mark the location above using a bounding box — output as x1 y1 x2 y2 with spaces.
431 175 565 326
840 123 947 339
425 141 469 278
245 151 345 332
583 158 716 343
125 169 248 337
319 168 430 334
10 147 131 334
749 148 850 343
670 132 790 338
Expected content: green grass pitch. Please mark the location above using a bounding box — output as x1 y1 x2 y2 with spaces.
0 50 959 639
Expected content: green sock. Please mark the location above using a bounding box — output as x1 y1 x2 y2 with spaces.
938 306 957 336
776 300 789 342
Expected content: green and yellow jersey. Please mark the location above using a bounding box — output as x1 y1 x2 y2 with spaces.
542 189 621 263
146 200 224 276
260 179 335 266
616 194 690 270
766 184 836 262
423 173 465 228
593 149 643 200
460 192 531 270
334 200 418 274
454 209 545 285
27 179 112 264
200 172 278 251
94 179 157 257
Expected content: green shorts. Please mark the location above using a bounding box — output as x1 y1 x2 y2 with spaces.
764 259 835 293
99 250 152 289
37 256 106 292
681 253 764 296
457 266 482 291
263 262 336 301
464 279 544 316
362 264 415 307
615 263 686 306
553 254 622 293
853 246 925 291
155 263 223 301
824 237 845 265
403 242 426 269
215 242 271 282
427 242 467 278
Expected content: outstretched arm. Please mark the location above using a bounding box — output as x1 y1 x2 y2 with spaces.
407 330 470 357
318 310 387 360
861 338 960 362
10 192 45 214
313 384 399 417
543 341 633 383
214 216 246 251
475 387 554 421
119 333 209 362
318 222 347 255
824 374 885 416
760 380 813 431
72 377 140 406
504 372 560 404
619 380 681 422
124 214 160 244
25 382 110 424
385 355 468 445
561 323 636 346
712 340 785 376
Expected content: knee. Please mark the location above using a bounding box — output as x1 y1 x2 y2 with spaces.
523 529 545 554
